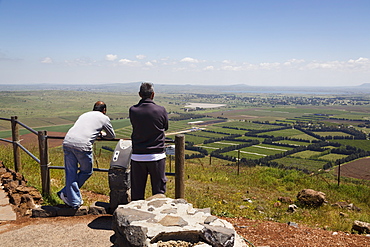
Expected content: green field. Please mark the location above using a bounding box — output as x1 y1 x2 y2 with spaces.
333 140 370 151
319 153 348 162
272 156 328 171
260 128 318 141
290 150 323 159
313 131 352 137
272 140 310 146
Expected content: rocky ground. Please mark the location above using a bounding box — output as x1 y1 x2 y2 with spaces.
0 214 369 247
226 217 370 247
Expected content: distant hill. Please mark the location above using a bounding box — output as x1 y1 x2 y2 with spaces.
358 83 370 87
1 82 370 94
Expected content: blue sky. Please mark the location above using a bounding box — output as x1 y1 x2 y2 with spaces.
0 0 369 87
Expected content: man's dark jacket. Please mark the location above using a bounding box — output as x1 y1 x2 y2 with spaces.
129 98 169 154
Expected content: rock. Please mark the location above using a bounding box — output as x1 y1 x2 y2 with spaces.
112 197 246 247
288 221 298 228
56 205 89 216
0 162 44 217
297 189 326 207
352 220 370 234
255 205 265 212
278 196 293 204
242 197 252 203
32 206 58 217
159 215 188 227
332 201 361 211
202 224 235 247
287 204 298 213
89 205 107 215
339 212 349 218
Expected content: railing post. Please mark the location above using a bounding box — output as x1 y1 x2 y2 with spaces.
175 134 185 199
337 163 341 186
38 130 50 196
11 116 21 172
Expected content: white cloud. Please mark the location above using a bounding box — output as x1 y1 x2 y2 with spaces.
105 54 118 61
41 57 53 64
118 58 139 66
145 61 154 67
203 66 214 71
259 62 281 70
221 65 243 71
136 54 146 60
283 59 305 66
349 57 369 64
180 57 199 63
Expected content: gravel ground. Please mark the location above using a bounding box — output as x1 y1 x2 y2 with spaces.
0 215 115 247
1 215 370 247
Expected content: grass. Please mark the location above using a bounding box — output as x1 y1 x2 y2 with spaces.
1 134 370 233
272 156 328 172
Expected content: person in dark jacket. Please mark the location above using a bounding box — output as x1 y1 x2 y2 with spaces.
129 82 169 200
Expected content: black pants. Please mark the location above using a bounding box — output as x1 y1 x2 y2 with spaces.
130 158 167 201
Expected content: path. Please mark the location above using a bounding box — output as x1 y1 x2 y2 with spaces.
0 187 16 221
0 214 115 247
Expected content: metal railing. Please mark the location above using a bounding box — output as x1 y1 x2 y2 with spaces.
0 116 185 198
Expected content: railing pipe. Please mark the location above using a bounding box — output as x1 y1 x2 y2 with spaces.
0 138 13 143
17 142 41 164
16 121 38 135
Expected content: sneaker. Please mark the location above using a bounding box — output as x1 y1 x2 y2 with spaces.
57 191 70 206
58 191 83 209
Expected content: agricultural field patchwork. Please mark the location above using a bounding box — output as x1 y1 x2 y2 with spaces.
2 90 370 180
272 156 328 171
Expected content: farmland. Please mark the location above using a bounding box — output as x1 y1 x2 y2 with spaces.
1 89 370 177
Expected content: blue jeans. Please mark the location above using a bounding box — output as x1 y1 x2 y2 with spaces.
59 146 93 207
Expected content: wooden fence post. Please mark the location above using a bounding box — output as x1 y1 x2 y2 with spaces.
175 134 185 199
11 116 21 172
337 163 341 186
38 130 50 196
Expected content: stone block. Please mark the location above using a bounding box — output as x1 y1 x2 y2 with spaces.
352 220 370 234
89 205 107 215
32 206 57 218
56 205 88 216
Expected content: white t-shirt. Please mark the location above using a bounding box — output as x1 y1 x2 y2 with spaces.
131 153 166 162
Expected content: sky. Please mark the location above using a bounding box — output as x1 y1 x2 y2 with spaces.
0 0 369 87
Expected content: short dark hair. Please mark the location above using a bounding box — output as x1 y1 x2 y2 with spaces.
139 82 154 98
93 101 106 112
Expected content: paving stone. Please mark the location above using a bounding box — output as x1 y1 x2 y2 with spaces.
0 204 17 221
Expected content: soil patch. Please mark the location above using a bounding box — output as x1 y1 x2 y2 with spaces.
335 157 370 181
1 132 65 149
